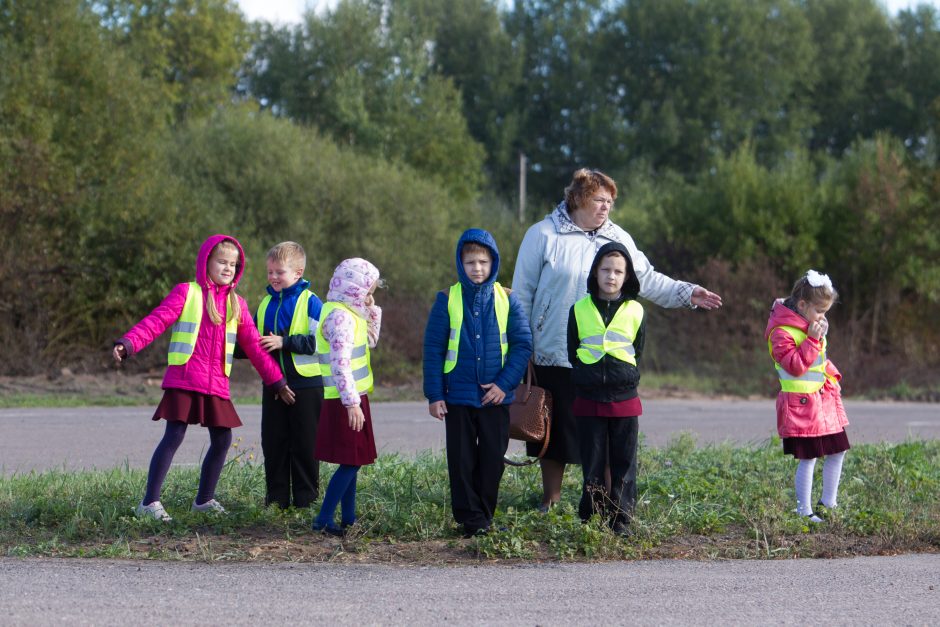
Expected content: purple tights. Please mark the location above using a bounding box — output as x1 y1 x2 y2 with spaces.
142 421 232 506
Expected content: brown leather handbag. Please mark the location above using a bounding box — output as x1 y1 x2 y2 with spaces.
504 362 552 466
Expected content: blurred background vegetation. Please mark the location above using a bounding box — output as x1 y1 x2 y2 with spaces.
2 0 939 397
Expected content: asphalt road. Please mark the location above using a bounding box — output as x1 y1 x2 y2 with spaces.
2 554 939 625
1 399 938 473
2 399 939 625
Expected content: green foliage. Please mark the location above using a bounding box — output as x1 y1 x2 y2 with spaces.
244 0 486 202
95 0 249 122
168 107 469 302
2 442 939 561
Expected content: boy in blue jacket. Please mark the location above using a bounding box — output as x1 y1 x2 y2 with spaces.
250 241 324 509
423 229 532 537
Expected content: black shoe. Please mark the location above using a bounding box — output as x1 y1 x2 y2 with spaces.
462 525 490 539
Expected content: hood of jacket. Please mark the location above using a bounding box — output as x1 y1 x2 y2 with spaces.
196 234 246 290
455 228 500 291
327 257 380 316
586 241 639 299
764 300 808 340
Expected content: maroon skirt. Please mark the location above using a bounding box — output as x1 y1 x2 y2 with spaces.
152 389 242 428
314 395 377 466
783 429 850 459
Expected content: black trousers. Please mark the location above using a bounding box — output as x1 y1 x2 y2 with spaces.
444 403 510 531
261 385 322 508
577 415 639 529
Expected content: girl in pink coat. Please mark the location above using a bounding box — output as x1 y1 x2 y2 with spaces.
764 270 849 523
113 234 294 522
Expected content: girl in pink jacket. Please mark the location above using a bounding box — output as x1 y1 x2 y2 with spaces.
113 235 294 522
764 270 849 523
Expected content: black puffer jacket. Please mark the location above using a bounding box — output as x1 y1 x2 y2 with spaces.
566 242 646 402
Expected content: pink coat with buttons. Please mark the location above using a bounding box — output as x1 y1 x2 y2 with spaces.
764 301 848 438
119 234 285 399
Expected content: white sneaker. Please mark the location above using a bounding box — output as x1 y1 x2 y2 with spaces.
136 501 172 522
191 499 226 514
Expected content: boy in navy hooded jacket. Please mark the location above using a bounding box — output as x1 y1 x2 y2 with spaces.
423 228 532 537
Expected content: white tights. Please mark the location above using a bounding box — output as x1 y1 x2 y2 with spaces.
795 451 846 515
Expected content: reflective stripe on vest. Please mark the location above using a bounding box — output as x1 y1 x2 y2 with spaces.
316 302 373 399
168 282 238 377
443 282 509 374
256 290 320 377
768 325 827 393
573 296 644 365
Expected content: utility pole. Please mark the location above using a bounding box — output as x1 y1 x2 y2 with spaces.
518 152 527 223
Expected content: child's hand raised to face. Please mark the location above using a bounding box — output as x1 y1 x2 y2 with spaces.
808 317 829 340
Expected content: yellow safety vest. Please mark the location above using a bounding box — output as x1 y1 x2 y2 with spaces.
256 290 320 377
316 302 373 399
168 282 238 377
573 296 643 365
768 325 828 393
444 282 509 373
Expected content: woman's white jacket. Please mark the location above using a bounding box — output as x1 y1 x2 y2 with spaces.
511 203 696 368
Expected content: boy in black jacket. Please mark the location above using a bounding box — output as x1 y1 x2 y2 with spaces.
567 241 645 535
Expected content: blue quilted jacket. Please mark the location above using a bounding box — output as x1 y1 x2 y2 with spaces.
423 229 532 407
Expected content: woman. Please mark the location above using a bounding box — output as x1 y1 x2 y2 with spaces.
512 168 722 511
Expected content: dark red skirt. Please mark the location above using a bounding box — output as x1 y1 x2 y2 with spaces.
572 396 643 418
314 395 377 466
152 388 242 428
783 430 850 459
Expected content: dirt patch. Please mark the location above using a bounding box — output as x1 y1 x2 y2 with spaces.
55 526 939 565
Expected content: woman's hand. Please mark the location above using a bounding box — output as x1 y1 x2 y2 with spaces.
428 401 447 421
347 404 365 431
112 344 127 364
480 383 506 405
691 286 723 310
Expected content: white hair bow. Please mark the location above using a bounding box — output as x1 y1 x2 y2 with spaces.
806 269 832 289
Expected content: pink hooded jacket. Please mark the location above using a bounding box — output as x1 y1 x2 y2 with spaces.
119 234 286 399
320 258 382 407
764 301 848 438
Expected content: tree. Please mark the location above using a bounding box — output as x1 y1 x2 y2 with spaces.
93 0 249 122
0 0 180 368
604 0 817 174
242 0 486 201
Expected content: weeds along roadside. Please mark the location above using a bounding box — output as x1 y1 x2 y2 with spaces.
1 437 938 562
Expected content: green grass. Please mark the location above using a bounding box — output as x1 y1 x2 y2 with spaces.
2 438 938 562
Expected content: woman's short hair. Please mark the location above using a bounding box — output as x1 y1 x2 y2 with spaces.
564 168 618 211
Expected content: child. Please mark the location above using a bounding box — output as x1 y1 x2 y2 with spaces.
423 228 533 538
567 242 645 536
765 270 849 523
113 235 293 521
254 241 324 509
311 258 383 536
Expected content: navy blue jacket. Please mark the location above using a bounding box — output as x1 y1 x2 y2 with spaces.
423 229 533 407
251 279 324 389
